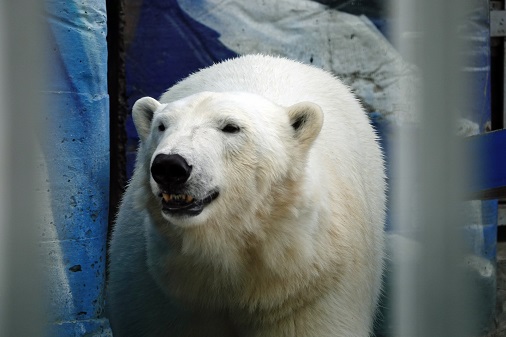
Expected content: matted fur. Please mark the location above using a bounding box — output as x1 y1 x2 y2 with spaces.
107 55 386 337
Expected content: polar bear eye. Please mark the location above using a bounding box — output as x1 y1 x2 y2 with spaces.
158 123 166 132
221 124 241 134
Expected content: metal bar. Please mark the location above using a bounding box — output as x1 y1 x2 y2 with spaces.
0 0 45 336
391 0 480 336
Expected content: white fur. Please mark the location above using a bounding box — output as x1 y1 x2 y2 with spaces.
107 55 386 337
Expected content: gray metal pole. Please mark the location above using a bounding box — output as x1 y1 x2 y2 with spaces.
391 0 479 336
0 0 45 336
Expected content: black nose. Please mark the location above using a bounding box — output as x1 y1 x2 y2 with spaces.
151 154 192 187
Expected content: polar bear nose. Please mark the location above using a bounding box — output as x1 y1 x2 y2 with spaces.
151 154 193 187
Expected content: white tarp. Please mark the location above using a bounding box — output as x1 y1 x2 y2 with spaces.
178 0 419 125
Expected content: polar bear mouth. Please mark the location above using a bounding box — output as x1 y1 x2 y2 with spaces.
159 190 219 216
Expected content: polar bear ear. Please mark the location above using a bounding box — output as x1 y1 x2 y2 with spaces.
287 102 323 148
132 97 160 141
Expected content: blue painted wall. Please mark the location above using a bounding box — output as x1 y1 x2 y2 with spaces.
43 0 111 335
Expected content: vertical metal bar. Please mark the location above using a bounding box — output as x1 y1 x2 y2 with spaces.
0 0 45 336
391 0 479 336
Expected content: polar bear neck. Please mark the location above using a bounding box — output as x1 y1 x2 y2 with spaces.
142 169 337 312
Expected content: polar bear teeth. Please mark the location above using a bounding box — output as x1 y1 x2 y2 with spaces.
162 193 194 203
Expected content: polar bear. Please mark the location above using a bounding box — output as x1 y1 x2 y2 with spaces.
107 55 386 337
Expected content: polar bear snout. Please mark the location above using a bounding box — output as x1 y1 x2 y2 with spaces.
151 153 193 188
150 153 220 217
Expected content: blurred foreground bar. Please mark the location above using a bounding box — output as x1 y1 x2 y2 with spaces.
391 0 484 336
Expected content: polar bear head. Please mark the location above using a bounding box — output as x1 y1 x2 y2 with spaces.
132 91 323 228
